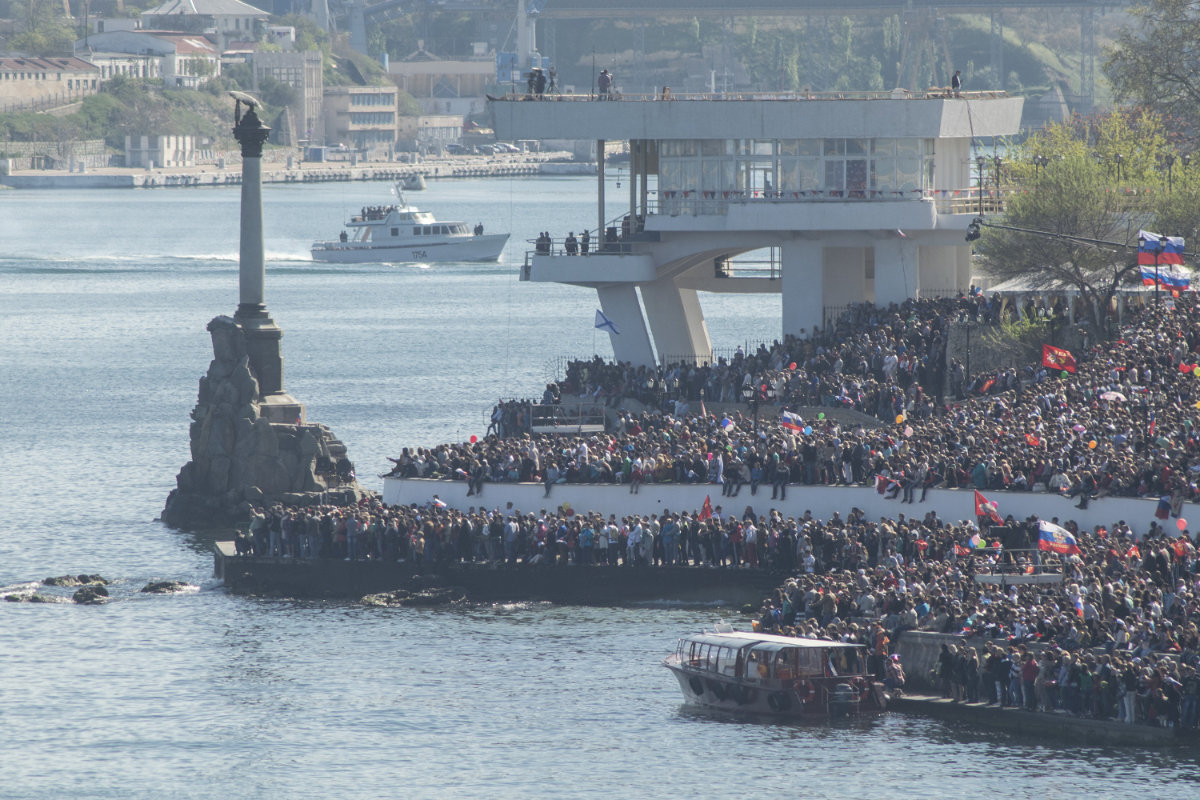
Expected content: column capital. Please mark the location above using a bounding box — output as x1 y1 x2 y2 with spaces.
233 108 271 159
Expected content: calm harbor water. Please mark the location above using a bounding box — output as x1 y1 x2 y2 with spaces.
1 177 1196 798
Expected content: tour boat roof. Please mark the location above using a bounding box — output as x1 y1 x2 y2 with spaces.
683 631 864 650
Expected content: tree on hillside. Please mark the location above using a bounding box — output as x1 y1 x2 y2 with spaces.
10 0 75 56
1153 161 1200 243
978 112 1169 332
1105 0 1200 139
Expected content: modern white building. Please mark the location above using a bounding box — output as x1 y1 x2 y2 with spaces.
489 90 1024 367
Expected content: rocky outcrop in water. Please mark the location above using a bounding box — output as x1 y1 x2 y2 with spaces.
72 585 109 604
163 315 366 528
44 574 108 587
4 592 58 603
140 581 192 594
360 587 468 607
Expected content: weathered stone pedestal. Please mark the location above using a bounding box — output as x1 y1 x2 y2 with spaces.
162 316 364 528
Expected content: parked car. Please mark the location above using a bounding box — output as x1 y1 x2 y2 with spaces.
495 142 520 153
476 144 497 155
444 143 468 155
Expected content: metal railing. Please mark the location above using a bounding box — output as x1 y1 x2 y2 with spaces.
492 89 1009 102
528 402 607 434
648 187 1008 216
0 89 94 114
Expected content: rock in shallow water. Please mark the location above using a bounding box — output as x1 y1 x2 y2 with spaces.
360 587 467 607
72 585 109 604
140 581 192 594
4 592 58 603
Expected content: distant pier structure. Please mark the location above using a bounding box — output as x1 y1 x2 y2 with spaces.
164 95 363 528
490 90 1023 367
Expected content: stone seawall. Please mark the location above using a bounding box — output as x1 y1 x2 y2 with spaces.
213 542 781 605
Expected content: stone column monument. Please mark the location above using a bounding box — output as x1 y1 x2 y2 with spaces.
163 94 364 528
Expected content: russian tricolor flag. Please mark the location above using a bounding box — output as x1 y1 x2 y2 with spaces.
781 410 805 432
1138 230 1185 267
1037 520 1082 556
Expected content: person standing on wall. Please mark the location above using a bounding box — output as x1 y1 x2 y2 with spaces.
598 69 613 99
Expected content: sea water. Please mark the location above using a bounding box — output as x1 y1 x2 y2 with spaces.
0 177 1195 798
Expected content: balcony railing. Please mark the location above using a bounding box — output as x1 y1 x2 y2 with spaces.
649 187 1007 216
491 89 1008 102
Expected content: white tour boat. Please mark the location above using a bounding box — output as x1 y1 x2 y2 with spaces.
663 629 888 719
311 187 508 263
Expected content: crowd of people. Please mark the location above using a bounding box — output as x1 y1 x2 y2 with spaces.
238 483 1200 727
386 293 1200 511
361 291 1200 727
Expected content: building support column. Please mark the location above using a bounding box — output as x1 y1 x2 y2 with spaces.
874 237 919 308
597 284 655 367
781 239 823 339
640 278 711 364
597 139 605 243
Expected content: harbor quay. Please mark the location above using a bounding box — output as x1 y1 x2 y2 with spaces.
0 151 582 189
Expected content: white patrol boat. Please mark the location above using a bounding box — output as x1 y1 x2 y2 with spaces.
311 187 509 263
663 629 888 718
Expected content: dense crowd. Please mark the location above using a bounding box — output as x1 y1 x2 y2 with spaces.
386 293 1200 508
360 291 1200 726
238 487 1200 726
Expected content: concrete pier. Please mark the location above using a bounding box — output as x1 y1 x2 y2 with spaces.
891 694 1185 746
0 155 578 189
212 541 780 604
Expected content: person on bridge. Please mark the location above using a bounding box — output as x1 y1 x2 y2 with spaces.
952 70 963 97
598 69 612 99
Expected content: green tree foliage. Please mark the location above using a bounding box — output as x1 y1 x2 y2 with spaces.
10 0 75 56
1105 0 1200 137
1153 165 1200 243
979 112 1169 330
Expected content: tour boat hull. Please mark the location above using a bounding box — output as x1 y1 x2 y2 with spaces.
311 232 509 263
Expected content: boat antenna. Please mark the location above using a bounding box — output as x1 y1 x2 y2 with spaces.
392 181 407 208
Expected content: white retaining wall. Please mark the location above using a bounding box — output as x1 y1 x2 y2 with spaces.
382 478 1175 538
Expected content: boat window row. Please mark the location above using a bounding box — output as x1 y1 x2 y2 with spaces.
392 224 470 236
656 137 936 199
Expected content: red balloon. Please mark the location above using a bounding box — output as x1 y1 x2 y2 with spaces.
469 435 478 443
789 362 797 370
1178 518 1188 531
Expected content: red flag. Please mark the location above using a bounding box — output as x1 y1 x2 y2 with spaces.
954 544 971 556
698 495 713 521
1025 433 1041 447
974 490 1003 525
1042 344 1077 373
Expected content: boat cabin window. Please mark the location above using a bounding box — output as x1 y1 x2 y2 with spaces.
745 648 771 680
795 647 825 675
684 640 741 675
391 228 399 236
773 649 796 681
413 227 421 236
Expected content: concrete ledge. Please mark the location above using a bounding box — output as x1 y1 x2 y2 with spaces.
893 694 1188 746
214 543 781 604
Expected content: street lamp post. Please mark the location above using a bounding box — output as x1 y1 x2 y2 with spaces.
1032 154 1048 180
1163 154 1176 192
742 382 776 436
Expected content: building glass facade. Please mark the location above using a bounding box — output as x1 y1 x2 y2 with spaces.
657 137 936 200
